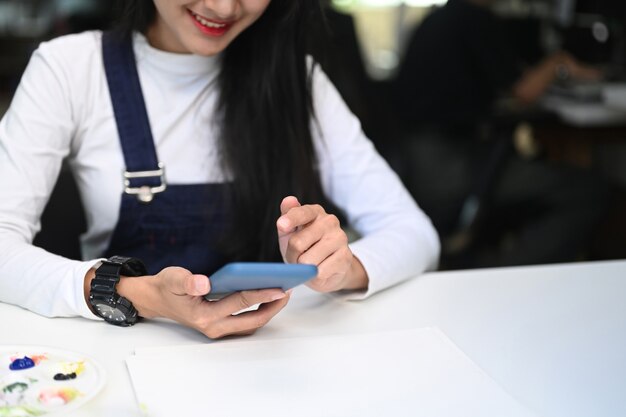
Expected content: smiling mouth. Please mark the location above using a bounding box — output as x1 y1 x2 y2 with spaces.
189 10 231 29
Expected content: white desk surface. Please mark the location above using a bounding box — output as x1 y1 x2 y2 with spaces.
2 260 625 417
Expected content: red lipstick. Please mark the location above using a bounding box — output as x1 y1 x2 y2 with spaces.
188 10 234 37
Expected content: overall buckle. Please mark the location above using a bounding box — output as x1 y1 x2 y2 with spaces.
123 163 167 203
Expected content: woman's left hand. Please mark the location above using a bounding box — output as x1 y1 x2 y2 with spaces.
276 196 368 293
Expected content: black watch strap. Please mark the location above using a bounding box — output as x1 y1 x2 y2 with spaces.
96 255 147 279
89 256 147 327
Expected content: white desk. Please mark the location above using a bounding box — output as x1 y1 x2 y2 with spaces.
2 260 625 417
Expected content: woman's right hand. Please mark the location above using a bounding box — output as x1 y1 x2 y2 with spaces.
554 51 603 82
111 267 290 339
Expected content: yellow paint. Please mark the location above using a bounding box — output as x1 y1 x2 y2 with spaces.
60 361 86 375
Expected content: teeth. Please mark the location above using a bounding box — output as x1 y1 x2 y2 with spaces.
192 11 227 29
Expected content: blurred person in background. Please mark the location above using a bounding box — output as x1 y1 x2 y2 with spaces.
394 0 609 268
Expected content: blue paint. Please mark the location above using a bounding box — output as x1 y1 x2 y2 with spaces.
9 356 35 371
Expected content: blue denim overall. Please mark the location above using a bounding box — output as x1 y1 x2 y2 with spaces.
101 32 231 275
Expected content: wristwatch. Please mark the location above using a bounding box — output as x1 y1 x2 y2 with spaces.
89 256 147 327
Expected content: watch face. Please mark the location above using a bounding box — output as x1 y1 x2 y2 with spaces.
94 303 127 323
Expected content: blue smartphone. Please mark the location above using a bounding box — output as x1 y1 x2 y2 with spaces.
205 262 318 300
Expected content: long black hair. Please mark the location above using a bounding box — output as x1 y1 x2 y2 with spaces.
115 0 329 262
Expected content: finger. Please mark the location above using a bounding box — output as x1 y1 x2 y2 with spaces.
288 218 345 265
280 196 301 216
284 224 324 264
221 293 290 335
222 329 258 338
187 275 211 296
213 289 287 316
295 233 346 267
580 68 602 80
277 204 323 234
161 267 210 296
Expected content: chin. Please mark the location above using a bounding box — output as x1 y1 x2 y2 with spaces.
189 40 229 56
193 47 223 56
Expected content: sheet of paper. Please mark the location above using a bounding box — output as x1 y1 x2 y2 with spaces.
126 328 537 417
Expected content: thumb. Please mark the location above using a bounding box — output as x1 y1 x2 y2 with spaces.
278 196 301 235
277 196 301 261
186 274 211 296
162 267 211 296
280 196 300 216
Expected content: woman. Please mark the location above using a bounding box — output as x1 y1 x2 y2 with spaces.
0 0 439 338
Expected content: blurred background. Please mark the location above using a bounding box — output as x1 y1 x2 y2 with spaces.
1 0 625 269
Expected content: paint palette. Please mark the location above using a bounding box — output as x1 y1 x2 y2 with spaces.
0 346 105 417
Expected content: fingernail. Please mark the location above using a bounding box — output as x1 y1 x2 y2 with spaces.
286 289 294 296
277 218 290 230
195 277 208 293
271 293 287 301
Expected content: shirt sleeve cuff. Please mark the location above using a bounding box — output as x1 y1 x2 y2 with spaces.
73 259 106 321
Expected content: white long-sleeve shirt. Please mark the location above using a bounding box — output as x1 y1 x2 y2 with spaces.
0 31 440 320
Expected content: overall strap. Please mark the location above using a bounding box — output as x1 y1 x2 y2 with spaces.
102 31 165 202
